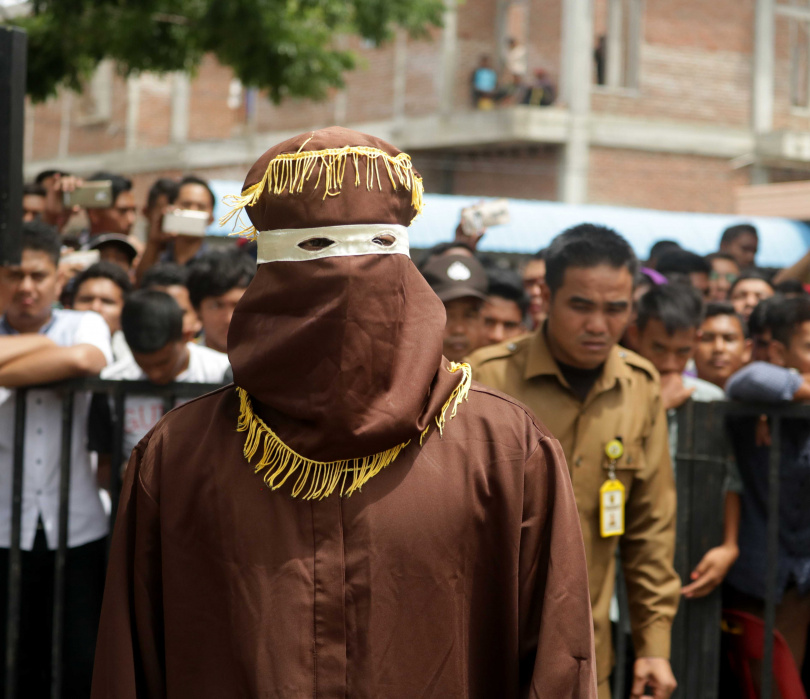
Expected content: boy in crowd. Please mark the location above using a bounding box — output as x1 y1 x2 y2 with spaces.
99 290 230 464
705 253 740 302
627 285 741 599
725 295 810 672
22 182 46 223
141 263 202 341
0 221 112 696
693 303 750 390
521 249 547 329
69 262 133 362
729 272 774 322
187 249 255 354
84 172 137 239
479 267 529 348
655 250 712 299
421 253 488 362
719 223 759 270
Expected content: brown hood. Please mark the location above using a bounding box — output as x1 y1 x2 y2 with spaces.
228 253 462 462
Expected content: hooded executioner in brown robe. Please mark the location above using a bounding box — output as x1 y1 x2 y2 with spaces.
92 127 596 698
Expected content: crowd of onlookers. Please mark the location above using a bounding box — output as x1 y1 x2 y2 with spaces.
8 169 810 695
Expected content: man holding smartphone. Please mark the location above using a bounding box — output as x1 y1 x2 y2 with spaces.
83 172 138 240
136 175 216 283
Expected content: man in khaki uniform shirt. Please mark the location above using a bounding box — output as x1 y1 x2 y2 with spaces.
469 224 679 699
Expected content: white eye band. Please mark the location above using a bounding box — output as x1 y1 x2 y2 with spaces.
256 224 410 264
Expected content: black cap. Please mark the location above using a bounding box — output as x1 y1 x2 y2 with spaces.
86 234 138 263
421 253 488 303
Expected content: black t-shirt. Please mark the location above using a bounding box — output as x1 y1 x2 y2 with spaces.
556 360 604 403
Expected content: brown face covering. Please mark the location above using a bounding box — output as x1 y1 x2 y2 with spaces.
228 254 462 463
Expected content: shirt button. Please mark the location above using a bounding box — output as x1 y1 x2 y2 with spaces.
36 490 42 496
35 459 42 465
36 428 42 435
35 399 42 405
575 457 582 467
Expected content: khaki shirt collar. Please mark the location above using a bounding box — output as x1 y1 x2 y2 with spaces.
524 325 633 397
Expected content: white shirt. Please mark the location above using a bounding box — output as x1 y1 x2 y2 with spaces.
102 343 230 461
0 309 112 550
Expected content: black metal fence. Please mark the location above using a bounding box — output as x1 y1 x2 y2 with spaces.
1 384 805 698
3 377 223 699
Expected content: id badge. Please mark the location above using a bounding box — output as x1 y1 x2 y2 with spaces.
600 437 625 537
600 479 625 537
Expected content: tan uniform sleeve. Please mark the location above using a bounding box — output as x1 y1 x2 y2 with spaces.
92 430 167 699
522 436 597 698
619 388 680 660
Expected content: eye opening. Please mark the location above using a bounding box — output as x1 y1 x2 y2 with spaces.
371 233 396 247
298 237 336 252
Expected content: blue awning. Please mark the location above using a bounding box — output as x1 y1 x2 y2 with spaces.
209 182 810 268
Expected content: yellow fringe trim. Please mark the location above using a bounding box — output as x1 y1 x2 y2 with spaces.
219 139 425 240
236 362 472 499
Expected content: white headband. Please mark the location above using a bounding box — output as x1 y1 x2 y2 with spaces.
256 223 410 264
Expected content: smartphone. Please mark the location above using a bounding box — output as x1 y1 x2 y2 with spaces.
460 199 510 237
60 249 100 269
162 210 210 237
63 181 113 209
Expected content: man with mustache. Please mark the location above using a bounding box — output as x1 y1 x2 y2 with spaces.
91 128 596 698
470 224 679 699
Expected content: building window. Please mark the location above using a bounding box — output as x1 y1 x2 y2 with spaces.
790 18 810 109
594 0 642 90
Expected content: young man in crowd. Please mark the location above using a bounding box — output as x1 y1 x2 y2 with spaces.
521 249 547 329
0 221 112 696
725 295 810 674
705 253 740 302
141 262 202 342
187 249 255 354
729 272 775 322
86 234 139 275
479 267 529 348
470 224 679 699
99 290 230 465
137 175 215 281
69 261 133 362
646 240 681 270
693 302 750 390
421 253 488 362
656 250 712 299
22 182 46 223
626 285 741 600
84 171 138 239
719 223 759 270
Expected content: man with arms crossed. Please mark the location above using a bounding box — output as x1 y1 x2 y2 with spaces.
470 224 679 699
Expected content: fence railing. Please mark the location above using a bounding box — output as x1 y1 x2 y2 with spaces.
3 377 224 699
2 384 806 698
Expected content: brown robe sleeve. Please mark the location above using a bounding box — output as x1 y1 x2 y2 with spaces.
92 430 167 699
521 435 597 699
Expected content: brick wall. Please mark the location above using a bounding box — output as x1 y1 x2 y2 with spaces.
588 147 748 213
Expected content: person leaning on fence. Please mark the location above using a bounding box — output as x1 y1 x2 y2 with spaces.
91 126 597 698
0 221 112 697
627 285 742 600
92 289 231 470
724 295 810 676
68 261 133 362
469 224 680 699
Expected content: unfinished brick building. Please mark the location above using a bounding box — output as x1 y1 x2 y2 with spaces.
21 0 810 215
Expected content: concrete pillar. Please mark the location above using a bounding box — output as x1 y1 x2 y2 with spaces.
559 0 593 205
125 76 140 152
753 0 774 135
605 0 623 88
439 0 458 116
392 29 408 126
58 90 72 159
170 72 190 144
